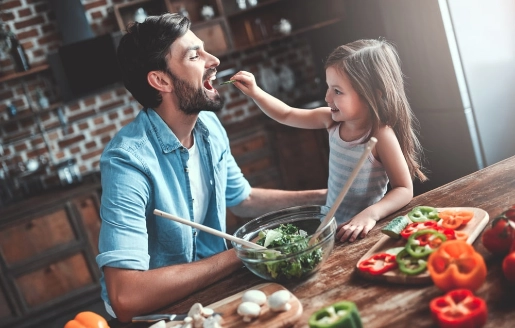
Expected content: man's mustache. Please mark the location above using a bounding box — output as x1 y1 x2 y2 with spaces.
203 68 217 81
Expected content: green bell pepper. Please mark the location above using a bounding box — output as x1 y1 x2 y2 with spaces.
405 229 447 258
407 206 440 223
396 249 428 275
308 301 363 328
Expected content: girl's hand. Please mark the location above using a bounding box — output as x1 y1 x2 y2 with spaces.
229 71 261 97
335 214 376 243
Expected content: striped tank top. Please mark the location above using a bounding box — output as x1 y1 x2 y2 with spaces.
325 124 389 225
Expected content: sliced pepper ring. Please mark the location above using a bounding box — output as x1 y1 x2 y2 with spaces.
396 249 427 275
358 253 397 275
439 209 475 225
406 229 447 258
308 301 363 328
408 206 440 223
400 221 439 240
429 289 487 328
454 230 469 242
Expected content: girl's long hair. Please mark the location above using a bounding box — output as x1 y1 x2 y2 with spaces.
325 39 427 181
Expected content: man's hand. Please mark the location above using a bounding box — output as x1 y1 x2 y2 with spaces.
104 249 241 322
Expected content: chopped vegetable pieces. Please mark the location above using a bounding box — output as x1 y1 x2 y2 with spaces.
358 253 397 275
438 209 474 226
406 229 447 258
219 79 236 85
401 221 439 240
309 301 363 328
253 224 322 279
429 289 487 328
396 249 428 275
427 240 487 292
407 206 440 223
381 216 411 239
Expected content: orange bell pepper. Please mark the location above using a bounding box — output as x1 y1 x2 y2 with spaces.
438 209 474 226
427 240 487 292
64 311 109 328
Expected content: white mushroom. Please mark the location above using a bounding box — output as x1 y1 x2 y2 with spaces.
242 289 267 306
203 314 223 328
267 290 291 312
237 301 261 322
187 303 207 328
188 303 204 318
201 307 215 317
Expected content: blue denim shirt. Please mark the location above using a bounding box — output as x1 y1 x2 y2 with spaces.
96 108 251 308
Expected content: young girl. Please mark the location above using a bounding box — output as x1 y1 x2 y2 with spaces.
230 39 427 243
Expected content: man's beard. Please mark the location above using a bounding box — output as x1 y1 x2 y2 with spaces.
166 68 224 115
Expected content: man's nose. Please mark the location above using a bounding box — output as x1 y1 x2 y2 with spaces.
205 51 220 68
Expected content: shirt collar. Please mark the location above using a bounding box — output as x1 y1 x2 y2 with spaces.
146 108 210 154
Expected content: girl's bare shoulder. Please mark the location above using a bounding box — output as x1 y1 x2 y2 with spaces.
374 124 397 139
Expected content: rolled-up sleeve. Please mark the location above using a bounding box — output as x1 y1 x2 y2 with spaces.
224 149 251 207
96 147 151 271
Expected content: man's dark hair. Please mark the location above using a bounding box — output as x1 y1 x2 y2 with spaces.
117 13 191 108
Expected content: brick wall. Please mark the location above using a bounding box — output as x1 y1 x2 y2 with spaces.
0 0 321 193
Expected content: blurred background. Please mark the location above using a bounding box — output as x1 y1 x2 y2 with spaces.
0 0 514 327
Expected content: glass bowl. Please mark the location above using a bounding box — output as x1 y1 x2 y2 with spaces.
232 205 336 281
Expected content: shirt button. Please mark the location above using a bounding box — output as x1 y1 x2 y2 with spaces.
185 167 189 172
210 180 213 185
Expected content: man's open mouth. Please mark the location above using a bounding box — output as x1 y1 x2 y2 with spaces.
203 73 217 92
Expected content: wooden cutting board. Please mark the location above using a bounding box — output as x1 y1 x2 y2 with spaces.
205 283 302 328
356 207 489 284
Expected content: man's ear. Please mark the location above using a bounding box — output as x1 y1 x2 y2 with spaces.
147 71 173 93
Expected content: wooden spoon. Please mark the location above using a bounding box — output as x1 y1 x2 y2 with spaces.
153 209 266 250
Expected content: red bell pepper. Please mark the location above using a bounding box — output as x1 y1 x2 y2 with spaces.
400 221 438 240
358 253 397 275
429 289 487 328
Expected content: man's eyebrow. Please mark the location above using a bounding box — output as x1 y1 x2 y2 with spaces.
183 42 205 57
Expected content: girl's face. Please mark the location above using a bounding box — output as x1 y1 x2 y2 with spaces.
324 66 369 123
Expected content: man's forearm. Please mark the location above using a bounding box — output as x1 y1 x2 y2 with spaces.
105 249 242 322
230 188 327 219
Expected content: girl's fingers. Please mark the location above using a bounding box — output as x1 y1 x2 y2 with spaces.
360 222 375 238
339 225 356 242
349 227 363 242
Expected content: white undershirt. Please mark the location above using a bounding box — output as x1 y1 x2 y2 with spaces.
188 138 210 224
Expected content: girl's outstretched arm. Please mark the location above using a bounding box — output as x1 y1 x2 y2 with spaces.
230 71 334 129
336 126 413 243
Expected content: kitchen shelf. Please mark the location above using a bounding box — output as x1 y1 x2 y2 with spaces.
231 17 343 53
112 0 344 57
0 102 63 128
0 64 49 84
224 0 284 18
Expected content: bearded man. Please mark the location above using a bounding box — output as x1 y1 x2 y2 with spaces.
96 13 326 323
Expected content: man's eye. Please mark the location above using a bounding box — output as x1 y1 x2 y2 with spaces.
190 54 199 60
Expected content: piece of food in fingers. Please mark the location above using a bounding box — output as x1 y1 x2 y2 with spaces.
219 79 236 85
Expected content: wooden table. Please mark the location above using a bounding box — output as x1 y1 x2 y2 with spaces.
115 156 515 328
